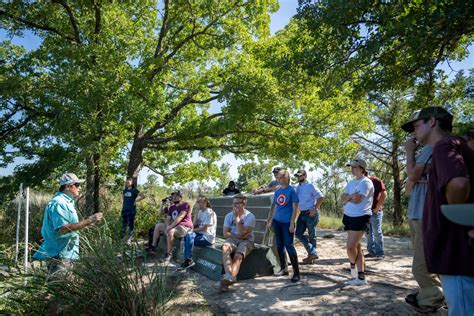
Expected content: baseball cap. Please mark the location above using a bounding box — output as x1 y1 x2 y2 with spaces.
171 190 182 196
401 107 453 133
346 158 368 169
294 169 306 177
59 173 85 186
441 204 474 226
272 167 282 173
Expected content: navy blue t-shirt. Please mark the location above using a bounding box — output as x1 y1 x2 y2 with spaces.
122 187 139 213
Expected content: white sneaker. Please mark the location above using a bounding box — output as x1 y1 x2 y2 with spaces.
350 265 358 278
344 278 368 286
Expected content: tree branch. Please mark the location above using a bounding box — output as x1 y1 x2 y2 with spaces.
154 0 169 58
93 1 101 36
52 0 81 44
0 9 78 43
352 134 392 155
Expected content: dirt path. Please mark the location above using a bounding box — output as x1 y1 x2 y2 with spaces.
166 229 442 315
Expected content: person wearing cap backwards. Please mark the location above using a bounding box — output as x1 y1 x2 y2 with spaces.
33 173 103 274
294 169 324 263
401 107 474 316
266 170 301 282
252 167 282 194
340 159 374 286
121 177 145 244
162 190 193 263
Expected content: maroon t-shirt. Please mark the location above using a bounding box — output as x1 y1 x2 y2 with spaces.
167 202 193 229
423 136 474 276
370 176 386 211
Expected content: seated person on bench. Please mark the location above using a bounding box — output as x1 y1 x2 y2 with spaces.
178 195 217 271
220 193 256 291
147 195 171 252
162 190 193 263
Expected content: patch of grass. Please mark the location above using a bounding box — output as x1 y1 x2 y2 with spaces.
382 223 410 237
318 215 410 237
319 215 343 230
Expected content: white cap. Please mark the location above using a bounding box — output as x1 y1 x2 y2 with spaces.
59 173 85 186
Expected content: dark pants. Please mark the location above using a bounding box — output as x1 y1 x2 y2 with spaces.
121 211 136 240
273 219 297 257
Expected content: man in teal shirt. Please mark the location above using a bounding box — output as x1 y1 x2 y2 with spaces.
33 173 103 273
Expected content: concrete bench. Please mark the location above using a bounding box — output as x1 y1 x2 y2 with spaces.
191 194 281 281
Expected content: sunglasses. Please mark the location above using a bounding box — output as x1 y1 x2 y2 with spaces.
73 183 81 188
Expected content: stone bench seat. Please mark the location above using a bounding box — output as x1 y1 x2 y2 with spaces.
190 194 281 281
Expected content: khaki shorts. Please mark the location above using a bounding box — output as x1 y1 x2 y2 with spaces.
224 237 255 258
173 225 192 238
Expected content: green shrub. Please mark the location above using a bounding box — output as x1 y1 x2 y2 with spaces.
1 224 172 315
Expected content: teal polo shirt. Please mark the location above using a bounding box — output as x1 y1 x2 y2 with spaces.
33 192 80 260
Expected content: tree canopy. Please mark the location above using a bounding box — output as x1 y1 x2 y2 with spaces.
1 0 372 206
294 0 474 98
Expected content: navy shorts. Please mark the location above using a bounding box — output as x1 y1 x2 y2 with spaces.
343 214 371 231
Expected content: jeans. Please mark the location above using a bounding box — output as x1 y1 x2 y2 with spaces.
121 211 136 241
367 210 384 256
295 211 319 256
184 232 212 259
440 275 474 316
273 219 297 257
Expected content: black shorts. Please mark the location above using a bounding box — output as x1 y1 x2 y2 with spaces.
343 214 371 231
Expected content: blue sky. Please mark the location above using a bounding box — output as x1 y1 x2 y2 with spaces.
1 2 472 183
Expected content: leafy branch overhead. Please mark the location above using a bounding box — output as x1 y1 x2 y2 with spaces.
294 1 474 97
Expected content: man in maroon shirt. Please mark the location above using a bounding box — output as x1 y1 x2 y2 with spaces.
366 175 387 259
162 190 193 263
401 106 474 316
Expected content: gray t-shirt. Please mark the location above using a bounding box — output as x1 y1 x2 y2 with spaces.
407 145 432 220
223 209 256 242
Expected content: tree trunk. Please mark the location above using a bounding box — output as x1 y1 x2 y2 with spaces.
127 129 146 184
391 143 404 226
93 152 100 214
85 153 101 216
85 154 95 216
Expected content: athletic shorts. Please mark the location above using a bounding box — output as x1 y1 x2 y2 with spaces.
343 214 371 231
223 237 255 258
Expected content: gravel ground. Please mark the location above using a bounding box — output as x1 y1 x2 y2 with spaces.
165 229 447 315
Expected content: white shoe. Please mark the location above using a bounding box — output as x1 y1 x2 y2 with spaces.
350 265 358 278
344 278 368 286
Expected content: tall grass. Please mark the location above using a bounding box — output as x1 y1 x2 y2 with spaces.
1 222 172 315
317 214 410 236
319 215 344 230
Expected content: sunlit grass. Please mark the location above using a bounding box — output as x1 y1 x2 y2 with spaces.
318 215 410 237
